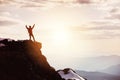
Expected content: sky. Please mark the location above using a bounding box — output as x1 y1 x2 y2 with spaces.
0 0 120 70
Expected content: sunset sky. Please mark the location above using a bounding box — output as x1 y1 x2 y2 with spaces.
0 0 120 70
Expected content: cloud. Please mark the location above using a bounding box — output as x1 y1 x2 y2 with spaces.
106 10 120 20
20 1 43 8
71 26 120 39
0 20 18 26
71 24 120 31
110 8 119 13
90 25 120 30
70 20 120 39
106 7 120 20
76 0 91 4
0 0 15 5
0 11 11 16
90 21 120 30
47 0 91 4
0 16 19 26
0 0 104 8
103 0 120 20
107 14 120 20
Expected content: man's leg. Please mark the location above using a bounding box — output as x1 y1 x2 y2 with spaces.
32 34 35 42
29 34 31 40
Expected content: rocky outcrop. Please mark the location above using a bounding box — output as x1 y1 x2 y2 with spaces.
0 39 62 80
58 68 86 80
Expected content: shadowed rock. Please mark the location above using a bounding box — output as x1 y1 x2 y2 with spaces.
0 39 62 80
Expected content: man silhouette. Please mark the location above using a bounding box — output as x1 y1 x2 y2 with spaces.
26 24 35 41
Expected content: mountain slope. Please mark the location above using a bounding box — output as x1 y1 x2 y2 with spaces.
0 39 62 80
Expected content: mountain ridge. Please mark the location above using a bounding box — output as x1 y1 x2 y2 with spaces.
66 55 120 71
0 39 62 80
76 70 120 80
100 64 120 76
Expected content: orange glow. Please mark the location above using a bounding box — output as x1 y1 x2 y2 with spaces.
51 27 70 45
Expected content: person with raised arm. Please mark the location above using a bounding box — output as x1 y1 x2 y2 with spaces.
26 24 35 41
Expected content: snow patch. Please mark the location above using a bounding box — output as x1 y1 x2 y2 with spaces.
58 68 85 80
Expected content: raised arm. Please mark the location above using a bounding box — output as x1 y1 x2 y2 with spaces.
25 25 28 29
32 24 35 29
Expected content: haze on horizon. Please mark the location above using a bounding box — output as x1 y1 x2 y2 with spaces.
0 0 120 70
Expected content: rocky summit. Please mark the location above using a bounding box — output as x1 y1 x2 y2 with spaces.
0 39 62 80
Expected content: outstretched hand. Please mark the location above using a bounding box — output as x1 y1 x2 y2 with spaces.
32 24 35 28
33 24 35 26
25 25 28 29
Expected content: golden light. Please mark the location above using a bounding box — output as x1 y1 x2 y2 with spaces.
51 27 70 45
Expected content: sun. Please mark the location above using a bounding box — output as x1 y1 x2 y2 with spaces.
53 30 68 42
52 28 70 45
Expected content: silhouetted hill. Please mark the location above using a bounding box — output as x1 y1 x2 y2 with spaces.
0 39 62 80
100 64 120 76
67 55 120 71
76 70 120 80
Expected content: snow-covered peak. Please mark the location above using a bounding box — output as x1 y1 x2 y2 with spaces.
58 68 86 80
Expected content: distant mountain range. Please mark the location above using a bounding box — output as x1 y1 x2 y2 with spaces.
57 55 120 80
76 70 120 80
75 63 120 80
70 55 120 71
100 64 120 76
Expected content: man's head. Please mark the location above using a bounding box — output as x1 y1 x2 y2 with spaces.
29 26 31 28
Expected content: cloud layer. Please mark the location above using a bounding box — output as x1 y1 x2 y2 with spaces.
0 0 120 39
0 16 19 26
0 0 102 8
